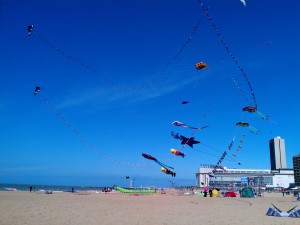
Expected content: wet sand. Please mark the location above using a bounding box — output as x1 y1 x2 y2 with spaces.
0 190 299 225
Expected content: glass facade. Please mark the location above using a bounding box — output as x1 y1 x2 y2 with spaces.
293 154 300 186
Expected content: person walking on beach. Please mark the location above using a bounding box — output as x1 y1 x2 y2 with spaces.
30 186 32 192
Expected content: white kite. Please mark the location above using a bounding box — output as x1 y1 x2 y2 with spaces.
240 0 246 6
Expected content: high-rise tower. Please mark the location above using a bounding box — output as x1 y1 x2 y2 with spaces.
293 153 300 186
269 136 286 170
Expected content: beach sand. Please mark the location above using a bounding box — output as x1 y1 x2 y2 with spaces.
0 190 299 225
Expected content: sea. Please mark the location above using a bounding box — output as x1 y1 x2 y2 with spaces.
0 183 110 192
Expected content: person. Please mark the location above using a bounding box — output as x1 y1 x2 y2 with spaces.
30 186 32 192
71 187 74 193
209 189 213 197
297 192 300 201
203 190 207 197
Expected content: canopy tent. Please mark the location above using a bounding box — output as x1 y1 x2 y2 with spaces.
224 191 237 197
241 187 255 198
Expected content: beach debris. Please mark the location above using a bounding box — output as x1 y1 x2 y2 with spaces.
266 204 300 217
171 131 200 148
172 121 208 130
170 148 185 158
236 122 259 134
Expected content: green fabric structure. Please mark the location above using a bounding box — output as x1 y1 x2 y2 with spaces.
241 187 255 198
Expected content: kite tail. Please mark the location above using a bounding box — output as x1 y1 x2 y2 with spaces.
248 126 259 134
156 160 174 170
256 111 269 120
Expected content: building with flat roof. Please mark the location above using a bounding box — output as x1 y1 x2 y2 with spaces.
269 136 286 170
195 165 294 189
293 153 300 186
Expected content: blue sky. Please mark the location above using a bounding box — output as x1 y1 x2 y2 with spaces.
0 0 299 187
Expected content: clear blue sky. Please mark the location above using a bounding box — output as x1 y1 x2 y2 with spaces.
1 0 299 187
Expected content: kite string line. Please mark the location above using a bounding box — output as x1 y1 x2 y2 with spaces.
178 109 211 153
231 75 250 105
197 0 257 108
38 93 149 167
32 19 201 92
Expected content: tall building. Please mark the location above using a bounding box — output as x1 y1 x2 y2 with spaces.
269 136 286 170
293 153 300 186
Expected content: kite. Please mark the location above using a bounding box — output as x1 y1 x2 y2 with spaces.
171 131 200 148
34 86 41 96
265 41 272 46
28 24 34 38
170 148 185 158
240 0 246 7
180 136 200 148
161 167 176 177
181 101 189 104
266 204 300 217
172 121 208 130
243 106 269 120
218 166 226 171
236 122 259 134
142 153 174 170
195 62 208 70
125 176 130 179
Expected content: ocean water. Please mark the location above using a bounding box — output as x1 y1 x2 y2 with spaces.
0 183 109 192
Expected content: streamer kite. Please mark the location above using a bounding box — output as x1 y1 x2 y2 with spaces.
195 62 208 70
142 153 174 171
161 167 176 177
243 106 269 120
172 121 208 130
236 122 259 134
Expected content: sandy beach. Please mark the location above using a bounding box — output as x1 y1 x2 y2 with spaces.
0 190 299 225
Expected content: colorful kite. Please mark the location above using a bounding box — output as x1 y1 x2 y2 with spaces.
172 121 208 130
161 167 176 177
236 122 259 134
243 106 269 120
170 148 185 158
142 153 174 170
266 204 300 217
171 131 200 148
195 62 208 70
